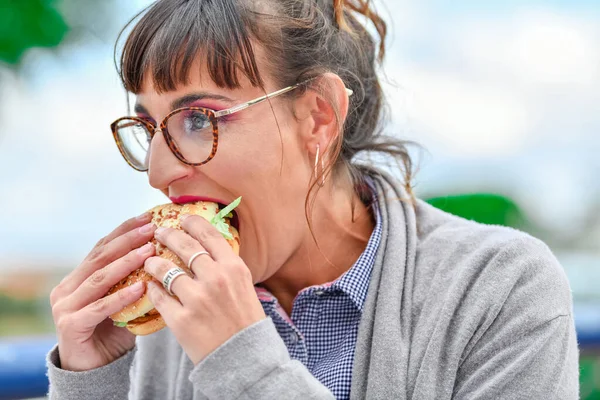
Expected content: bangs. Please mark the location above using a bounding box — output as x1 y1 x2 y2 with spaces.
118 0 264 94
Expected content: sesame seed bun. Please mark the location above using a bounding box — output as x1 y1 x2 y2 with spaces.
105 201 240 336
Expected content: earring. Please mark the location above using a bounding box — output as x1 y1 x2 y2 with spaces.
314 144 326 187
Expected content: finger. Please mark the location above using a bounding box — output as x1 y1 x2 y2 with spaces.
179 215 234 261
146 281 184 325
143 256 196 303
74 280 146 330
56 222 157 300
187 248 213 278
103 212 153 244
153 227 216 270
62 242 155 312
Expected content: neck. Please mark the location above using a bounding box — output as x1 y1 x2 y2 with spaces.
261 181 375 315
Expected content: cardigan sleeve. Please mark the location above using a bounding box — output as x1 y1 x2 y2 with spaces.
46 344 136 399
189 317 335 399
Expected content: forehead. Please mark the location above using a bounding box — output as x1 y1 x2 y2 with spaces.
134 53 272 118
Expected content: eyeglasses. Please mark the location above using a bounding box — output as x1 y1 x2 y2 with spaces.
110 80 353 172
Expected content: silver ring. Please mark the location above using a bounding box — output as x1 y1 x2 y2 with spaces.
187 250 210 269
162 267 187 295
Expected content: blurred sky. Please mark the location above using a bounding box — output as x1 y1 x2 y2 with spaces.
0 0 599 270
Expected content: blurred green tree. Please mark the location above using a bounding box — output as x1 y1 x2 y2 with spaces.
0 0 69 65
0 0 121 68
425 193 527 229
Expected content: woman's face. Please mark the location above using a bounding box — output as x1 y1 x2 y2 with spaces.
135 60 319 283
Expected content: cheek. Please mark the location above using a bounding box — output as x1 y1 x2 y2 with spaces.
208 115 310 279
215 113 307 185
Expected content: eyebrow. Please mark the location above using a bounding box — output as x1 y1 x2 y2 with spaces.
134 92 236 116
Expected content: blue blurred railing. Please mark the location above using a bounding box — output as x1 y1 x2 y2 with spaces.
1 313 599 400
0 336 56 400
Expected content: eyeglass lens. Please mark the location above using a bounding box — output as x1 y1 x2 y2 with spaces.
115 109 215 169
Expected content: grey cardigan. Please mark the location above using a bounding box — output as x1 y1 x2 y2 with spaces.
46 169 579 399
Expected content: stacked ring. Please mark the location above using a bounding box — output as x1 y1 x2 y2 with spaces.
162 267 187 295
188 250 210 269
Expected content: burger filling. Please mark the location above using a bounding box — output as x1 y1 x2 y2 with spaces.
221 204 240 232
211 197 241 239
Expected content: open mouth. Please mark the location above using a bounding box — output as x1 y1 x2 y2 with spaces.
170 196 241 232
218 202 240 232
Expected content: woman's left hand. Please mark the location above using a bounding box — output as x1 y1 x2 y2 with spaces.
143 214 266 365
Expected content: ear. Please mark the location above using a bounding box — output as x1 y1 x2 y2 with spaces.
293 73 350 157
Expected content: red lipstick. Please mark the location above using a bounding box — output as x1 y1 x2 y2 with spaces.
169 196 225 205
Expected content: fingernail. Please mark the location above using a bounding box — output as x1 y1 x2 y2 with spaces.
129 281 144 293
155 227 167 236
180 214 190 222
137 243 154 255
137 212 152 221
139 223 155 234
143 257 154 272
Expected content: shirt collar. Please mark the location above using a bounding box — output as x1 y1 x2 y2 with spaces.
329 177 381 310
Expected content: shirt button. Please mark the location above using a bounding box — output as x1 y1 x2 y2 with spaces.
314 290 324 296
289 332 299 344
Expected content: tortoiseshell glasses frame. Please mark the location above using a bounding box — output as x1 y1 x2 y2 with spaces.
110 80 353 172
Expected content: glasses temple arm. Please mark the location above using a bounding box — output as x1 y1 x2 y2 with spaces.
214 85 298 118
214 84 353 118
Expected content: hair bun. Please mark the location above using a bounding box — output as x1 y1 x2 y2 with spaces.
332 0 387 62
333 0 352 32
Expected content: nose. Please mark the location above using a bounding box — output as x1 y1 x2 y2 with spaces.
147 128 190 191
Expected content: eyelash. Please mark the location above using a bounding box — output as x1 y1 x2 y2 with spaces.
190 102 244 123
136 107 237 127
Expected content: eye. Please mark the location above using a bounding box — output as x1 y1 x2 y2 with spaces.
183 111 211 133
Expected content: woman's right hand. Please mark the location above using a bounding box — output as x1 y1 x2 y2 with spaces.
50 213 157 371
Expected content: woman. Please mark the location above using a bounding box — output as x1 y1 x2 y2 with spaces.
46 0 579 399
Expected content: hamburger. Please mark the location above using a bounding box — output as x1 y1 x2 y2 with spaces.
106 198 241 336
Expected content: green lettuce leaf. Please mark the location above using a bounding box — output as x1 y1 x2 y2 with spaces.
113 321 128 327
211 197 241 240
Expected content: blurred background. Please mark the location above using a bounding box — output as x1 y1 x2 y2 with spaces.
0 0 598 398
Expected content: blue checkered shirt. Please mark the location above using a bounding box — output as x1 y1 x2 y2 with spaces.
255 186 382 399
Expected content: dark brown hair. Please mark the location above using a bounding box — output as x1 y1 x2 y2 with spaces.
116 0 415 226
